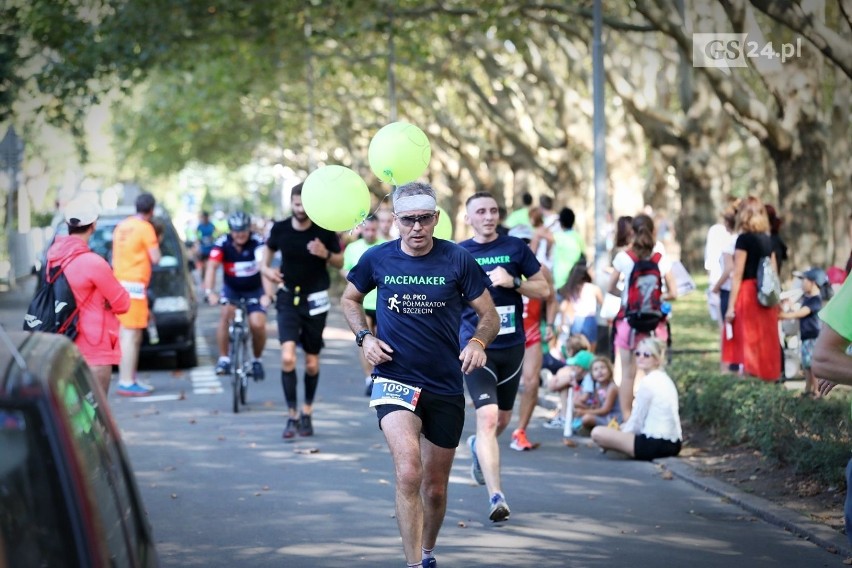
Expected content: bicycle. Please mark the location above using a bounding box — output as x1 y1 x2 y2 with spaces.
226 297 258 413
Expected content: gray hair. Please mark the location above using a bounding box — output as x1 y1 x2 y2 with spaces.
392 181 437 213
393 181 435 203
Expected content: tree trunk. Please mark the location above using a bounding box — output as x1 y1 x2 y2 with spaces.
770 119 830 274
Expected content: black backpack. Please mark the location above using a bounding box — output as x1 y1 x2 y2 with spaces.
23 254 86 339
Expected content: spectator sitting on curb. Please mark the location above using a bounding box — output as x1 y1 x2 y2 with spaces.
577 356 622 432
541 334 590 428
542 348 594 430
592 337 682 461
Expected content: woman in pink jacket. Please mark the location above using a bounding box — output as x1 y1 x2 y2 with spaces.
46 197 130 394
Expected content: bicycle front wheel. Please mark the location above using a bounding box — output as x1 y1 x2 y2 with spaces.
239 337 249 405
231 327 243 414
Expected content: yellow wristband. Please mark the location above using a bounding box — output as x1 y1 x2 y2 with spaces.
469 337 486 349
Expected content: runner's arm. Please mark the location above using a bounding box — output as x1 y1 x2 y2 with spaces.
340 282 369 334
148 245 161 266
260 245 283 285
517 269 550 300
341 282 393 364
459 291 500 374
813 324 852 386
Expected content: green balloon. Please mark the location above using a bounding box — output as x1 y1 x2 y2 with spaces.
302 165 371 232
434 206 453 240
368 122 432 186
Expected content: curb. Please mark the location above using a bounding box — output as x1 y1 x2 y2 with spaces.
658 457 852 559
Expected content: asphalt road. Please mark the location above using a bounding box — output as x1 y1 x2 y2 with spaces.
1 276 848 567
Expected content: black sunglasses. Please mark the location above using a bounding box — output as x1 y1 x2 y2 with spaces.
397 213 437 227
634 351 655 358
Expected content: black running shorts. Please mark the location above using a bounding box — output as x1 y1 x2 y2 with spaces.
376 390 465 449
464 343 525 411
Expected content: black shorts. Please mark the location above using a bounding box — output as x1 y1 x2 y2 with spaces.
633 434 682 461
376 390 465 450
464 343 525 411
275 302 327 354
542 352 566 375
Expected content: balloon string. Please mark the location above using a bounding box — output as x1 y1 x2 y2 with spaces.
349 188 394 237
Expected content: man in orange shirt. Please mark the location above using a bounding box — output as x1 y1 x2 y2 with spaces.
112 193 162 396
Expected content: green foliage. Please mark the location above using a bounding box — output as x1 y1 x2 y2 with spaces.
670 275 851 486
674 363 851 485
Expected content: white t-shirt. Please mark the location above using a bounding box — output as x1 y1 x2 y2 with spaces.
612 243 672 307
570 283 599 318
718 232 738 292
705 223 731 285
622 369 682 442
704 223 729 272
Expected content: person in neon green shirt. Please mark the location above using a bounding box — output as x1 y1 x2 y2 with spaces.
341 215 386 395
813 275 852 549
551 207 586 291
504 193 533 229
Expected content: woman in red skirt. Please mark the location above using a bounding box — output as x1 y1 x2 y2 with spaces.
724 196 781 381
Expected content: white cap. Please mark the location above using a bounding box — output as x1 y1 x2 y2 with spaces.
64 196 100 227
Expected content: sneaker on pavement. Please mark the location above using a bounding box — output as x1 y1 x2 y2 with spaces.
298 414 314 437
422 558 437 568
251 361 265 382
116 382 154 397
489 493 511 522
215 360 231 375
542 416 565 429
282 418 299 439
467 435 485 485
510 429 534 451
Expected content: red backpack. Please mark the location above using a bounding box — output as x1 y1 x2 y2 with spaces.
619 250 665 333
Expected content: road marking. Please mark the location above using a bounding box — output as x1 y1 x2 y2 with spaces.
189 367 224 395
130 394 182 403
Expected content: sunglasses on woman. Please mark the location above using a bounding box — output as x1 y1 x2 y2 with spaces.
634 351 655 358
396 213 437 227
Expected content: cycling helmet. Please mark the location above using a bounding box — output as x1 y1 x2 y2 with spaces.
227 211 251 232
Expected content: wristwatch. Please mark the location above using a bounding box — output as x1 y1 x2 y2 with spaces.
355 329 373 347
512 276 522 290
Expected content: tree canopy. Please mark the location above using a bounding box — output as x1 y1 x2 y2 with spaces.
2 0 850 271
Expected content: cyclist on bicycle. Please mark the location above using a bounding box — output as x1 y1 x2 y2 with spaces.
203 211 270 380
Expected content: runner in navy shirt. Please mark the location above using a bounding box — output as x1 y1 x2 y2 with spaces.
203 211 269 381
261 183 343 439
342 181 499 568
458 192 550 524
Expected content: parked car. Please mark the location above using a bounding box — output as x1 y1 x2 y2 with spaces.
36 206 199 368
0 329 159 567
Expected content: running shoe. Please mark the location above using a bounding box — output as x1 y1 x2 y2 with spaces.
489 493 511 522
115 382 154 397
282 418 299 439
510 429 534 451
251 360 265 382
215 359 231 375
467 435 485 485
298 414 314 437
422 558 437 568
542 416 565 429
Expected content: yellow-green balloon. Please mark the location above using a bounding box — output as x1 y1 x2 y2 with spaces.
434 206 453 240
368 122 431 185
302 165 371 232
